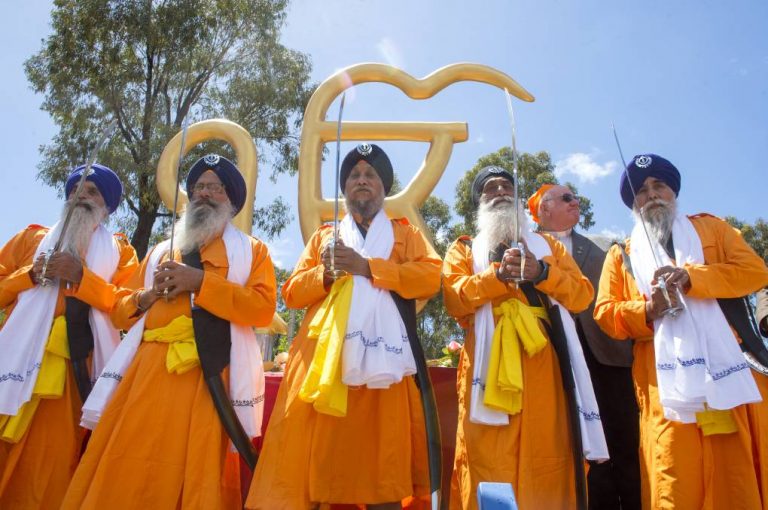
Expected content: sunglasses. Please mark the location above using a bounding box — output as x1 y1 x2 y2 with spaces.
544 193 579 204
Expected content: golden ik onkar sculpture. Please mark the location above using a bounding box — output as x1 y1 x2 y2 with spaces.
298 62 535 244
155 119 286 334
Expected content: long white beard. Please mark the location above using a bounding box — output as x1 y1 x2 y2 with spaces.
633 199 676 245
475 197 529 251
53 199 108 257
173 199 233 254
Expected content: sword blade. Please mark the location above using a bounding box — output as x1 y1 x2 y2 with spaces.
504 89 520 244
168 116 191 258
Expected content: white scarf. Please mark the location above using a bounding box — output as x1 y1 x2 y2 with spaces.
630 211 761 422
0 223 120 415
470 231 608 461
339 209 416 388
83 223 265 438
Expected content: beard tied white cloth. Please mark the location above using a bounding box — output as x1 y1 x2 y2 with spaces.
630 210 761 422
83 223 265 439
470 230 608 461
0 223 120 415
338 209 416 388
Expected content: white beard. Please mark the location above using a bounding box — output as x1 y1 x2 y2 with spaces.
53 199 108 257
633 199 677 245
475 196 529 250
173 199 233 254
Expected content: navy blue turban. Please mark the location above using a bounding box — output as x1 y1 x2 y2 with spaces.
471 166 515 207
619 154 681 209
65 163 123 214
340 143 394 195
185 154 247 214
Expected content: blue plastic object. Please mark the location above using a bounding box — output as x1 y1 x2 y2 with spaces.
477 482 518 510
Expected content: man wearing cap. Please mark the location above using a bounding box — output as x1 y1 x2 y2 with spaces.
528 184 640 510
594 154 768 508
62 154 277 509
0 163 137 508
443 166 606 510
247 143 441 510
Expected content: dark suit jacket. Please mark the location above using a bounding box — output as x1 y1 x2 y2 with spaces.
757 287 768 337
572 231 634 367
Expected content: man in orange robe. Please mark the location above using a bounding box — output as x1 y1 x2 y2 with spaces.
443 166 597 510
247 144 441 510
61 154 276 509
594 153 768 509
0 163 137 509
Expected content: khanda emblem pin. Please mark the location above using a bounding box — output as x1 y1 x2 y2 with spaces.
296 62 535 245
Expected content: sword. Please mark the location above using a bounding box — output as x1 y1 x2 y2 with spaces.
611 124 682 317
504 90 526 282
163 116 191 300
39 120 118 287
328 92 347 279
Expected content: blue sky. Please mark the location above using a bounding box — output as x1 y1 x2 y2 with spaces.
1 1 766 268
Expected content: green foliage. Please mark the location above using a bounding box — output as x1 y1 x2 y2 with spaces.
452 148 595 236
26 0 313 258
725 216 768 263
272 265 304 355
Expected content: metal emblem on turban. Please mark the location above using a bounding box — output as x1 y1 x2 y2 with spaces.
635 155 652 168
297 62 535 245
487 166 506 174
203 154 221 166
356 143 373 156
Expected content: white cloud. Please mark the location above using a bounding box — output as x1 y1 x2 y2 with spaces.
264 237 298 270
376 37 404 68
599 227 626 241
554 152 618 184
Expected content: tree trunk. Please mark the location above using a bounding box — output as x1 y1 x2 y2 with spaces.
131 207 158 260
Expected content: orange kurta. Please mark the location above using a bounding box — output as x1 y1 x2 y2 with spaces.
0 225 138 509
594 213 768 510
61 234 276 510
442 234 593 510
246 219 441 509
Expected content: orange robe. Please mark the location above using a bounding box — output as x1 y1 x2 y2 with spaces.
594 214 768 510
61 234 276 510
246 219 441 509
0 225 138 509
442 234 594 510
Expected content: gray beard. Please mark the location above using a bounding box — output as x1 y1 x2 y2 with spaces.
54 199 107 257
633 199 676 245
475 197 529 250
344 193 384 222
173 199 233 254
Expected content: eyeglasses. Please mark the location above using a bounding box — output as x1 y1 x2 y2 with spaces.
544 192 579 204
192 182 226 194
482 181 514 194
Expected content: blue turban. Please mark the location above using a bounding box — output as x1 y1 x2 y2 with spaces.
340 143 394 195
620 154 681 209
185 154 247 214
65 163 123 214
471 165 515 207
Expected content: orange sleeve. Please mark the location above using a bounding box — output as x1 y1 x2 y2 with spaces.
281 227 330 310
109 247 153 331
194 238 277 328
441 240 510 327
535 235 594 313
684 216 768 299
367 223 442 300
71 237 139 313
0 227 47 309
594 243 653 341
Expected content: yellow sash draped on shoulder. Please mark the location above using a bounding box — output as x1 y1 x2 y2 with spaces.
299 277 354 417
483 298 549 415
143 315 199 374
0 316 70 443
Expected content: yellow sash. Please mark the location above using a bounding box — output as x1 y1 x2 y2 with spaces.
483 298 549 415
143 316 200 374
0 316 70 443
299 277 354 417
696 408 738 436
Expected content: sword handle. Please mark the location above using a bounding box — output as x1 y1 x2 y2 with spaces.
512 241 526 283
658 278 684 318
39 248 55 287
